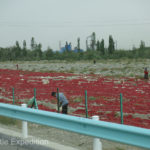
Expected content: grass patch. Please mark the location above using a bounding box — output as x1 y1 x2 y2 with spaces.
114 112 120 118
68 67 75 73
73 97 82 103
51 99 56 104
89 96 96 101
31 69 36 72
101 68 109 72
80 67 89 73
89 68 96 74
116 147 125 150
0 116 21 127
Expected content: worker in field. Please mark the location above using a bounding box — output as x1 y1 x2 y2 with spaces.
16 64 19 70
144 68 148 79
93 60 96 64
51 92 69 114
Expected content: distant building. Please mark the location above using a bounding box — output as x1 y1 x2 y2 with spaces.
60 43 83 53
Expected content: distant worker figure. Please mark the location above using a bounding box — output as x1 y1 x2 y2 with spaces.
51 92 69 114
93 60 96 64
144 68 148 79
16 64 19 70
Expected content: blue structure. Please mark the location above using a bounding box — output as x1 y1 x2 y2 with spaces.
67 44 71 51
60 42 72 53
60 47 66 53
59 42 84 53
60 46 83 53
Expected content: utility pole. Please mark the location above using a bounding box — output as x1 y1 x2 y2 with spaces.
115 40 117 50
86 39 88 50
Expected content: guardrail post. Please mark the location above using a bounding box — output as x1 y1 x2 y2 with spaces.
34 88 38 109
92 116 102 150
120 93 123 124
12 88 15 104
57 88 60 113
21 104 28 138
85 90 88 118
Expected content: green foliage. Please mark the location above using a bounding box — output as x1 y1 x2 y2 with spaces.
89 96 96 100
91 32 96 50
0 37 150 61
100 39 105 55
0 116 17 125
44 47 53 60
31 37 35 50
96 40 100 51
108 35 115 54
116 147 125 150
73 97 82 103
138 40 145 57
139 40 145 50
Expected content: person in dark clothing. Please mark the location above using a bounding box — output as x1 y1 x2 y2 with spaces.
93 60 96 64
144 68 148 79
51 92 69 114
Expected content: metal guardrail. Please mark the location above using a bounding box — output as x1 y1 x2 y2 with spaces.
0 103 150 149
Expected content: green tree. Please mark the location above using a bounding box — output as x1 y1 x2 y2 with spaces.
0 48 2 60
16 41 20 49
91 32 96 50
22 40 27 58
108 35 115 54
139 40 145 50
100 39 105 55
0 48 11 61
15 41 21 58
35 43 42 59
44 47 53 60
96 40 100 51
31 37 35 50
139 40 145 57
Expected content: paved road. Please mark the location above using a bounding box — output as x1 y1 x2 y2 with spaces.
0 133 53 150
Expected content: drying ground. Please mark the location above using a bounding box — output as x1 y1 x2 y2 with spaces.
0 59 149 150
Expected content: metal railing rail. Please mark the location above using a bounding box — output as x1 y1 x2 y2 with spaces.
0 103 150 149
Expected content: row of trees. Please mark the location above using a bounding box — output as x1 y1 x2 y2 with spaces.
85 32 115 54
95 35 115 55
0 35 149 61
63 32 115 55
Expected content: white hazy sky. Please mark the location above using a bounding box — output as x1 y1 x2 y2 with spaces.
0 0 150 50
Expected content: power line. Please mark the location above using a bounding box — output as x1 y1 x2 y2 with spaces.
0 22 150 28
0 18 150 27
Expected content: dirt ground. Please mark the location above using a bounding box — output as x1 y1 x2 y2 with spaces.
0 122 147 150
0 59 149 77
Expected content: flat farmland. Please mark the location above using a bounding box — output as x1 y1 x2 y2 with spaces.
0 60 150 129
